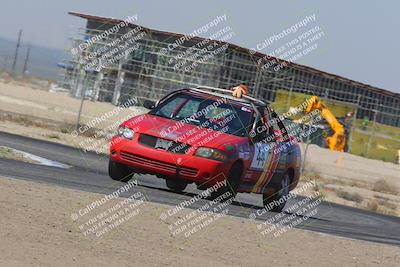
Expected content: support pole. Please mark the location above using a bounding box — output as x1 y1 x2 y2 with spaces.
366 106 378 158
22 46 31 76
11 30 22 74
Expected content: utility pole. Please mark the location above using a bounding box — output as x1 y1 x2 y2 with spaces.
11 30 22 74
22 46 31 76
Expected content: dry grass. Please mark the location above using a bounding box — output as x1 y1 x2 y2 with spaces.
336 190 363 203
366 200 379 212
0 146 18 159
60 125 71 134
45 133 60 139
377 198 397 210
372 179 399 195
310 181 326 199
0 146 36 164
365 196 397 216
303 172 323 184
0 111 106 139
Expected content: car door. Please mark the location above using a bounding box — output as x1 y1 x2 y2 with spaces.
247 107 279 194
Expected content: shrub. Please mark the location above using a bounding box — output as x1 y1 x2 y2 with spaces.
366 200 378 212
336 190 363 203
372 179 398 195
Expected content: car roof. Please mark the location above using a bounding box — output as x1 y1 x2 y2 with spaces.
171 86 269 108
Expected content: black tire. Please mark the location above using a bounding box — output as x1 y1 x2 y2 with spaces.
263 173 290 213
210 162 242 202
166 179 188 192
108 159 134 182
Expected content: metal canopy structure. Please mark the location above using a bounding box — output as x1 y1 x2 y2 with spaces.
59 12 400 127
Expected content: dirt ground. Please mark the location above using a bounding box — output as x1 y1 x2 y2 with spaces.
0 79 399 216
0 78 146 129
0 176 398 267
300 144 400 216
300 143 400 216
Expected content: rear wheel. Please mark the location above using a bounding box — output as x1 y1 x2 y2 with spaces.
108 159 134 182
166 179 188 192
263 173 290 212
210 162 242 202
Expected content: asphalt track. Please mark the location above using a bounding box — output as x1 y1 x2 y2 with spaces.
0 131 399 246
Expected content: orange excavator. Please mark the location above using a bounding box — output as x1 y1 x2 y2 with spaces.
305 96 346 152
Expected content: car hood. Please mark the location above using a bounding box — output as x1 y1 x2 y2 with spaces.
123 114 246 148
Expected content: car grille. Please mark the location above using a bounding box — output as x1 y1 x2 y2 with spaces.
120 151 198 177
138 134 190 154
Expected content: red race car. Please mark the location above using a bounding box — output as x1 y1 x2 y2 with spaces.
109 87 301 211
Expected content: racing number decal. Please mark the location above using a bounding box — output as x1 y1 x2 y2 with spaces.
250 143 270 171
251 144 281 194
256 145 266 167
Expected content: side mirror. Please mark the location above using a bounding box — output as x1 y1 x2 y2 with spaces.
143 100 156 109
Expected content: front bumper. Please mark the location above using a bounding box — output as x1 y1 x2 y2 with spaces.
110 136 230 187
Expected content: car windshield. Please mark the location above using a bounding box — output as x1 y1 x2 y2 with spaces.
149 92 253 137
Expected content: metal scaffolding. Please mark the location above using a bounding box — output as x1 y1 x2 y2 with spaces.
59 12 400 128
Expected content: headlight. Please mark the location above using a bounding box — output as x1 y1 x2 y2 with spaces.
195 147 227 161
117 126 134 140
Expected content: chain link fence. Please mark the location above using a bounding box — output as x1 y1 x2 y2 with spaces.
58 15 400 163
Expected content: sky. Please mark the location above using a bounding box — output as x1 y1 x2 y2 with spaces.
0 0 399 93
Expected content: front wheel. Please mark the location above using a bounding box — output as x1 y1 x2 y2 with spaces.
210 162 242 202
108 159 134 182
263 173 290 212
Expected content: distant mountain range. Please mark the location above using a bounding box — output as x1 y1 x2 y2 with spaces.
0 37 69 81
